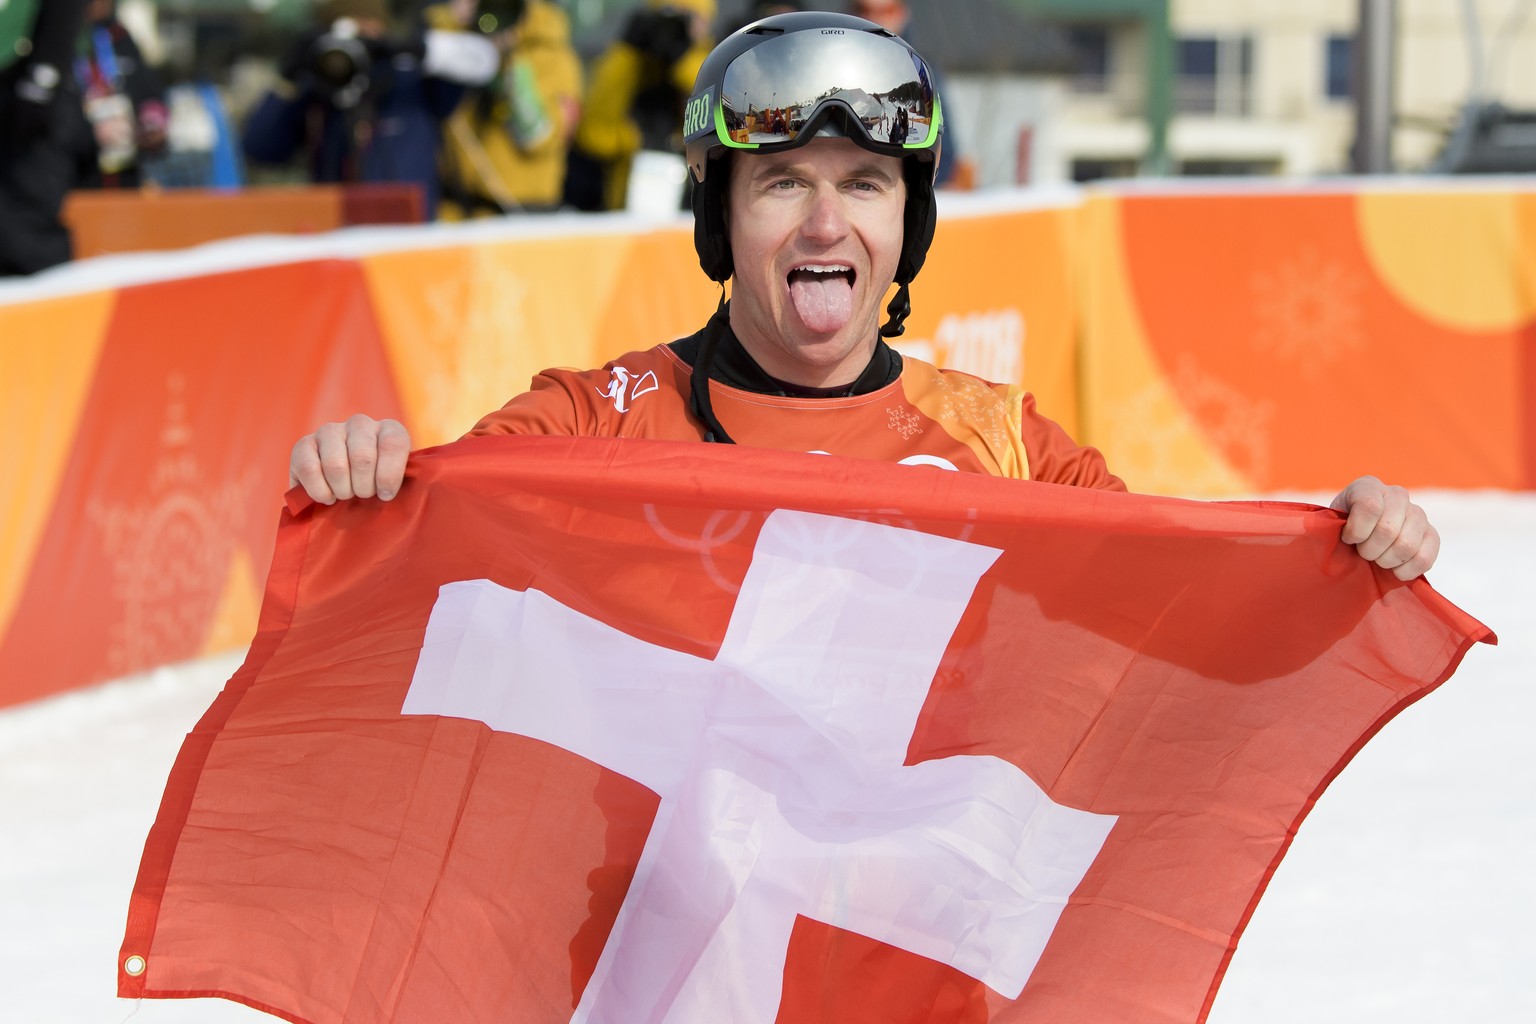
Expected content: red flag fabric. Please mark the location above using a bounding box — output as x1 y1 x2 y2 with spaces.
120 436 1492 1024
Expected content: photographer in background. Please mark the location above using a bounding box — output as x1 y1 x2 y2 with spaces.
0 0 94 276
75 0 168 189
432 0 582 216
563 0 715 212
242 0 498 218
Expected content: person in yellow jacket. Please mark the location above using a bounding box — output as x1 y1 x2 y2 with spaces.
431 0 582 215
565 0 714 212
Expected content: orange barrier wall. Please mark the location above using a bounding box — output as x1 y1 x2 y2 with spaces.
1079 186 1536 494
0 203 1079 708
2 184 1531 707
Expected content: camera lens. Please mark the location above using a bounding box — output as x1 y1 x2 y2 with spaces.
313 46 358 88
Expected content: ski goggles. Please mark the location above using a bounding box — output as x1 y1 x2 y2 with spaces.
683 28 942 163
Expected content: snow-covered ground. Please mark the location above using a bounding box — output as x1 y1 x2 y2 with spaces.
2 491 1531 1024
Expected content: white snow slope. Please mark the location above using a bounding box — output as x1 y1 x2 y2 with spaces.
2 491 1531 1024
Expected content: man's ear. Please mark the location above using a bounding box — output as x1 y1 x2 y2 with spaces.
694 154 735 282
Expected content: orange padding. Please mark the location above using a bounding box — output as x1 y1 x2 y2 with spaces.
0 182 1531 707
61 183 425 259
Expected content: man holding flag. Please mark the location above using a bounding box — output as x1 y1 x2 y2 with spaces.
119 12 1482 1024
288 11 1437 581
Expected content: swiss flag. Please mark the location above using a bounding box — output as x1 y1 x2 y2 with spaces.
120 436 1492 1023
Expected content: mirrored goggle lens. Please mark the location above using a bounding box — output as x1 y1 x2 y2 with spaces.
713 29 939 152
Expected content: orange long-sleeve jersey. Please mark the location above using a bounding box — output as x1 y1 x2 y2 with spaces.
470 340 1124 491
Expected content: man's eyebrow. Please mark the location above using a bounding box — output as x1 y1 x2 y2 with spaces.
747 157 902 183
748 156 812 178
847 161 902 183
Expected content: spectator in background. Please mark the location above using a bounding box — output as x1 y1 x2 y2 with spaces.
140 81 246 190
74 0 168 189
0 0 94 275
849 0 964 189
719 1 802 38
564 0 715 212
432 0 583 215
242 0 495 219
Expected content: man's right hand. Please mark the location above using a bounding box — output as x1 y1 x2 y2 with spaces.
289 415 412 504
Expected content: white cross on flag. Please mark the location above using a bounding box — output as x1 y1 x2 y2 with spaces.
121 437 1491 1024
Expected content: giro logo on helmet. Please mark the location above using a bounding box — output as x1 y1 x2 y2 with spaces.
684 90 713 139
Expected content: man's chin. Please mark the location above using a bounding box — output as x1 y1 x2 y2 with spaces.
784 323 861 357
777 325 880 380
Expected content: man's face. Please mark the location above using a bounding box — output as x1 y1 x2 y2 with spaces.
725 137 906 388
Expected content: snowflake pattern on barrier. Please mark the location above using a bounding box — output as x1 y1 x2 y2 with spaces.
1108 356 1274 494
1249 246 1365 375
87 374 256 677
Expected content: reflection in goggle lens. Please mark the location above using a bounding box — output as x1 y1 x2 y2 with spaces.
716 30 938 150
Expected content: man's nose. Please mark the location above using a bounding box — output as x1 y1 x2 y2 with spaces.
799 187 851 244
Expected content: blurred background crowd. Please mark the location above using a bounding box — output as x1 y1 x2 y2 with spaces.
3 0 1534 277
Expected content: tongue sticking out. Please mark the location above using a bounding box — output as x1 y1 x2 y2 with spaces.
788 270 855 333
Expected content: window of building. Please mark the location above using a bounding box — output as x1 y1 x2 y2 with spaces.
1067 25 1112 93
1179 158 1282 177
1071 157 1141 182
1325 34 1353 100
1176 34 1253 116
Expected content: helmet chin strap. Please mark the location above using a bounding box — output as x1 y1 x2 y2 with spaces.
689 289 737 444
880 282 911 338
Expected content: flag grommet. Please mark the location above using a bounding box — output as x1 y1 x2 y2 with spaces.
124 955 146 977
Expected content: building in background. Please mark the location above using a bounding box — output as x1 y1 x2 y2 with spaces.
1026 0 1536 181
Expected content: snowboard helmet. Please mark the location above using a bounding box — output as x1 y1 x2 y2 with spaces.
681 11 944 337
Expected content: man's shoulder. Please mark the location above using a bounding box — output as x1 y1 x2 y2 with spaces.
898 356 1054 427
898 354 1009 393
470 342 693 438
532 342 693 420
538 343 686 384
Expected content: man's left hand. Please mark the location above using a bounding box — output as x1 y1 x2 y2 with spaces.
1330 475 1440 580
